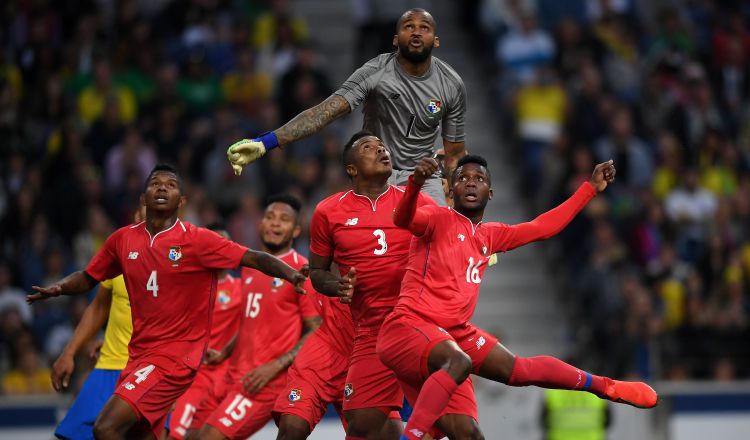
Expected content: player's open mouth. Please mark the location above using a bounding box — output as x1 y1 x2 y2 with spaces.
380 157 390 164
409 39 422 47
155 196 168 203
465 194 478 202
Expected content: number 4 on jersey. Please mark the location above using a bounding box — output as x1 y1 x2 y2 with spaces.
147 270 159 297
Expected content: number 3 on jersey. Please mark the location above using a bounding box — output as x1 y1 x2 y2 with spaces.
147 270 159 297
373 229 388 255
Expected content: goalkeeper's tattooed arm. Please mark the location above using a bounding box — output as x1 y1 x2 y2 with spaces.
227 95 351 175
275 94 351 145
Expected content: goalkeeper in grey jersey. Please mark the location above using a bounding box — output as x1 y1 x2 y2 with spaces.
228 8 467 206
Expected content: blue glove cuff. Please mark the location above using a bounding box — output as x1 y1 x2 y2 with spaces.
256 132 279 151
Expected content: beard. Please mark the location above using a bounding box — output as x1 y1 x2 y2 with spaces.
262 239 291 254
398 41 432 63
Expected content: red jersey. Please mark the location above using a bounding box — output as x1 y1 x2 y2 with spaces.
86 220 247 370
228 249 318 381
310 290 355 357
209 274 243 351
395 180 597 329
310 186 436 331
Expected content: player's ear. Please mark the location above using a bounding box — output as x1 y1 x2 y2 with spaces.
488 188 493 201
178 195 187 209
346 164 357 179
292 224 302 239
434 36 440 48
392 34 398 48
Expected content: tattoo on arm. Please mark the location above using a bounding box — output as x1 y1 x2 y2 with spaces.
276 95 350 145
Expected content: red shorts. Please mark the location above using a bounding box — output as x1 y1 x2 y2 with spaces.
204 373 286 439
113 353 197 439
377 313 499 421
272 331 350 430
343 329 403 412
169 362 228 439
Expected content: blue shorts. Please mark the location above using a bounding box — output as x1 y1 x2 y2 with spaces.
55 368 121 440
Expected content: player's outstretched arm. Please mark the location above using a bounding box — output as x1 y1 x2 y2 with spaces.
393 157 439 236
309 252 355 304
27 271 98 304
227 95 350 175
500 160 616 251
240 250 307 294
51 283 113 391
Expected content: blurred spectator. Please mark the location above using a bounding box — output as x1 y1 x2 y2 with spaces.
77 58 137 125
513 66 567 194
497 12 555 90
593 105 654 190
0 262 32 324
664 167 718 262
221 47 273 116
2 335 54 395
277 43 332 121
104 126 157 194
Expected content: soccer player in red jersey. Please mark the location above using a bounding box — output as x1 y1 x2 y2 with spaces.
167 224 243 440
272 132 412 440
27 165 307 440
194 194 321 440
271 274 355 439
378 155 659 440
306 131 477 440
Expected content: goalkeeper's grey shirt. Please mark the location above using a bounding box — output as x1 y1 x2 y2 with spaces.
335 53 466 171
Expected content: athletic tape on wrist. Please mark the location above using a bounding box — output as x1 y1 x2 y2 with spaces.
257 132 279 151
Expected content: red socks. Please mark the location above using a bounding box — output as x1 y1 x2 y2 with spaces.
508 355 606 396
403 370 459 439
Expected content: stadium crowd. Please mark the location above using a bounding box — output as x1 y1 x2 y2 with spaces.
0 0 748 398
481 0 750 381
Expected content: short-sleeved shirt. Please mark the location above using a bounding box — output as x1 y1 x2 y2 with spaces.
86 220 247 370
209 274 243 351
228 249 318 381
335 53 466 170
96 275 132 370
310 186 436 331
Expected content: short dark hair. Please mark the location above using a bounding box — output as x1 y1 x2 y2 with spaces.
144 164 183 193
265 193 302 221
452 155 490 184
396 8 437 32
342 130 377 167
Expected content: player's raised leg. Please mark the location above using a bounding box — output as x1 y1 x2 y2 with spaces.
476 342 658 409
399 340 472 440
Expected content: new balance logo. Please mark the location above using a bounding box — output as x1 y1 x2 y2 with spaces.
128 252 139 260
409 428 425 438
476 336 486 349
457 234 465 241
123 382 135 390
345 218 359 226
219 417 232 427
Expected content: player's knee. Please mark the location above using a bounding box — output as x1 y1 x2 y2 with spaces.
445 351 472 383
277 423 309 440
92 418 119 440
